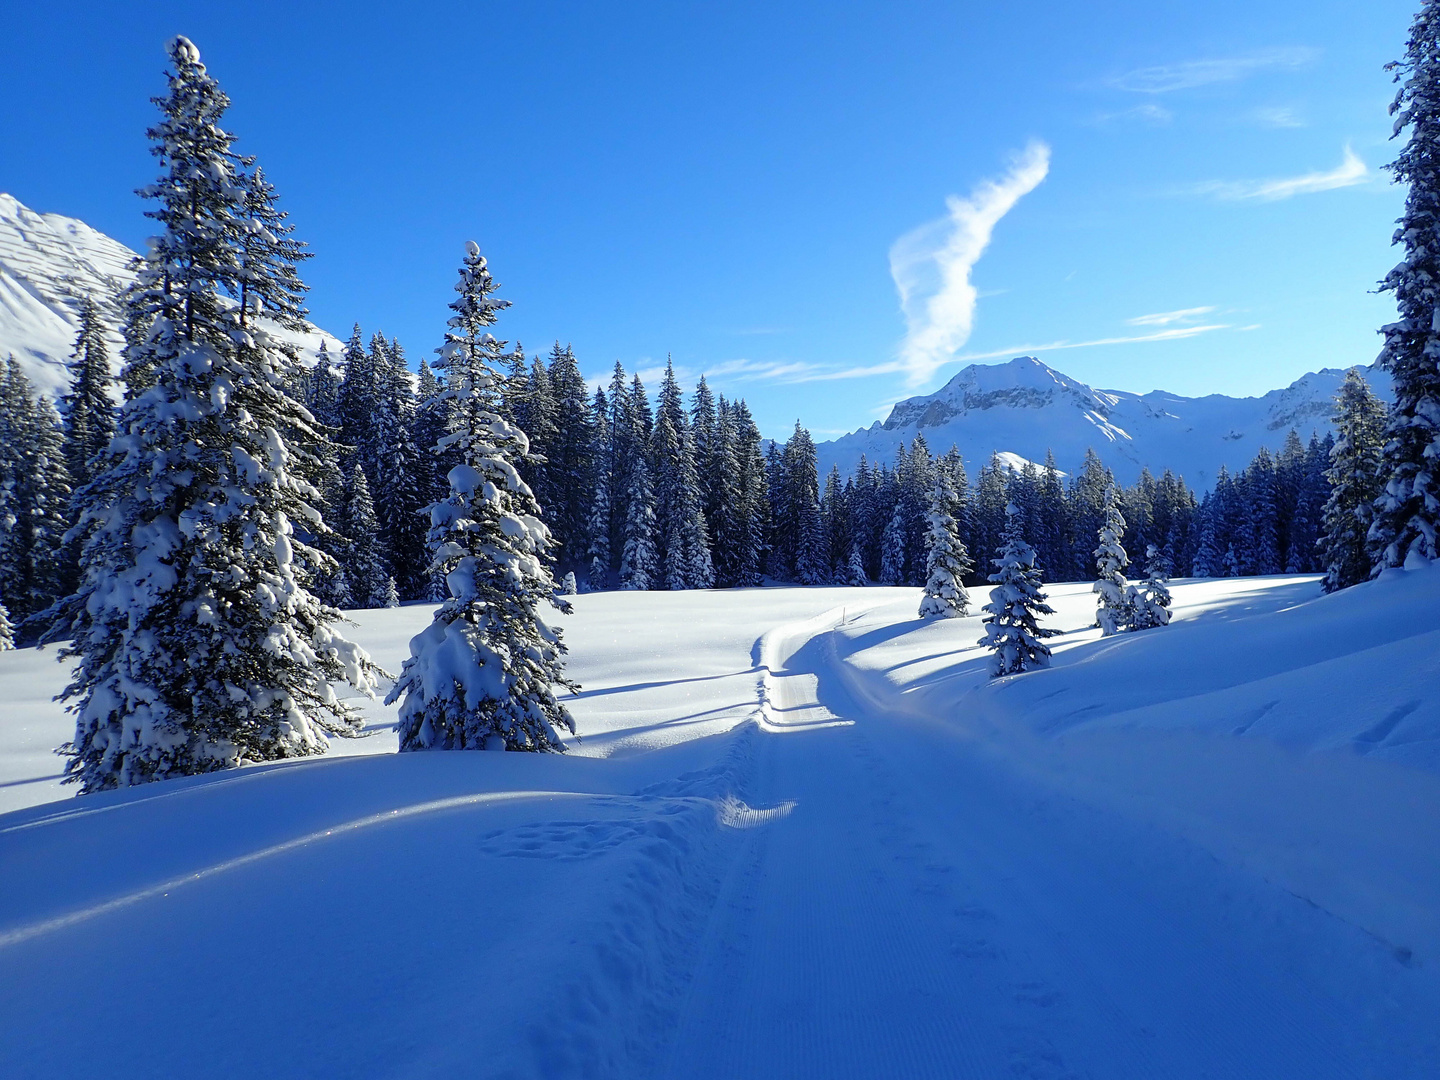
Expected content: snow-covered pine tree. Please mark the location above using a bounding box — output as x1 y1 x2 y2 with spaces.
918 471 972 618
979 503 1058 677
389 241 576 752
1240 448 1282 574
586 388 613 589
620 452 659 590
652 360 714 590
60 296 117 489
0 357 76 630
845 543 868 587
880 501 906 585
45 37 379 792
1191 505 1222 578
1319 369 1389 591
707 398 748 587
0 600 13 651
305 339 343 429
1092 483 1132 635
544 342 594 566
335 323 375 448
561 571 578 595
1128 544 1173 631
520 353 559 525
732 399 769 586
340 463 398 608
370 337 430 599
970 453 1010 579
690 375 718 533
1372 4 1440 570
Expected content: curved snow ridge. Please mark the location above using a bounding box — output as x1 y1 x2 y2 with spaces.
0 789 592 949
0 785 792 952
754 605 859 733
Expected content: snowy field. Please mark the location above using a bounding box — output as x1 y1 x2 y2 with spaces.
1 572 1437 1078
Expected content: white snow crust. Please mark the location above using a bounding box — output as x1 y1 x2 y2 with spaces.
1 570 1436 1077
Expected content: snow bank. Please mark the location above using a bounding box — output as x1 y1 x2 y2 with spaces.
831 568 1440 962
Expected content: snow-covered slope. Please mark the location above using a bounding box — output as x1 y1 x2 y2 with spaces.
0 193 342 396
3 575 1438 1076
2 577 1436 1077
818 355 1392 489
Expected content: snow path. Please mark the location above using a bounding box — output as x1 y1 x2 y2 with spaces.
659 609 1435 1079
1 582 1435 1077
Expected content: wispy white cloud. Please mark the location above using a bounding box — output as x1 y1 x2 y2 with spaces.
1251 105 1305 128
586 319 1234 394
1126 306 1216 327
1089 103 1174 126
1108 47 1318 94
1190 145 1368 201
702 357 825 381
888 141 1051 387
788 323 1230 383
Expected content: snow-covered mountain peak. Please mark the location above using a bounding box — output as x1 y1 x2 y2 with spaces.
0 194 136 396
884 356 1112 431
818 355 1391 490
0 193 342 398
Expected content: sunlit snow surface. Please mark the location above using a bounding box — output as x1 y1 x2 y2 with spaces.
1 574 1437 1078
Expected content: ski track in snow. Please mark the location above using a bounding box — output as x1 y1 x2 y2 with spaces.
1 581 1437 1077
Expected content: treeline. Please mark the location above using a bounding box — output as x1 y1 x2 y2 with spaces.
0 322 1386 646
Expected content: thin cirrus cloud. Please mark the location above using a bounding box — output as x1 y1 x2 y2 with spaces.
1090 103 1174 126
888 140 1052 388
1107 47 1319 94
1190 145 1368 201
1251 106 1306 129
790 323 1230 384
1126 306 1217 327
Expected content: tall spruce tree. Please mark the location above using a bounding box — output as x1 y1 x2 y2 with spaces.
1371 2 1440 569
652 360 713 589
587 386 613 589
340 463 399 609
918 470 972 618
979 504 1058 676
370 337 429 599
544 342 594 566
60 296 117 488
1127 544 1173 631
620 453 659 590
389 242 575 752
0 359 75 629
732 399 769 586
1093 483 1133 636
45 37 379 792
1320 369 1389 591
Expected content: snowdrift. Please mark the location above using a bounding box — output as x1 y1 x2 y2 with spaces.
831 565 1440 965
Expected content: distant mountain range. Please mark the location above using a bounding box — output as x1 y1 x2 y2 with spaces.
2 193 1391 492
816 355 1391 490
0 193 340 398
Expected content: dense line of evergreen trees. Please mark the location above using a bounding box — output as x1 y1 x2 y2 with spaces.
0 319 1407 647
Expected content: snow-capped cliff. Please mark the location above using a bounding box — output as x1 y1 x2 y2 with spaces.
816 356 1392 490
0 193 341 397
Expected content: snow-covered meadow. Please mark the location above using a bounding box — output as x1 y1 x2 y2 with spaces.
2 571 1437 1078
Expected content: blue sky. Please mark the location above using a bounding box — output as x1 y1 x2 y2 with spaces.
0 1 1414 439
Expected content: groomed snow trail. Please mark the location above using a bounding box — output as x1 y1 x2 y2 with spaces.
659 609 1435 1080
